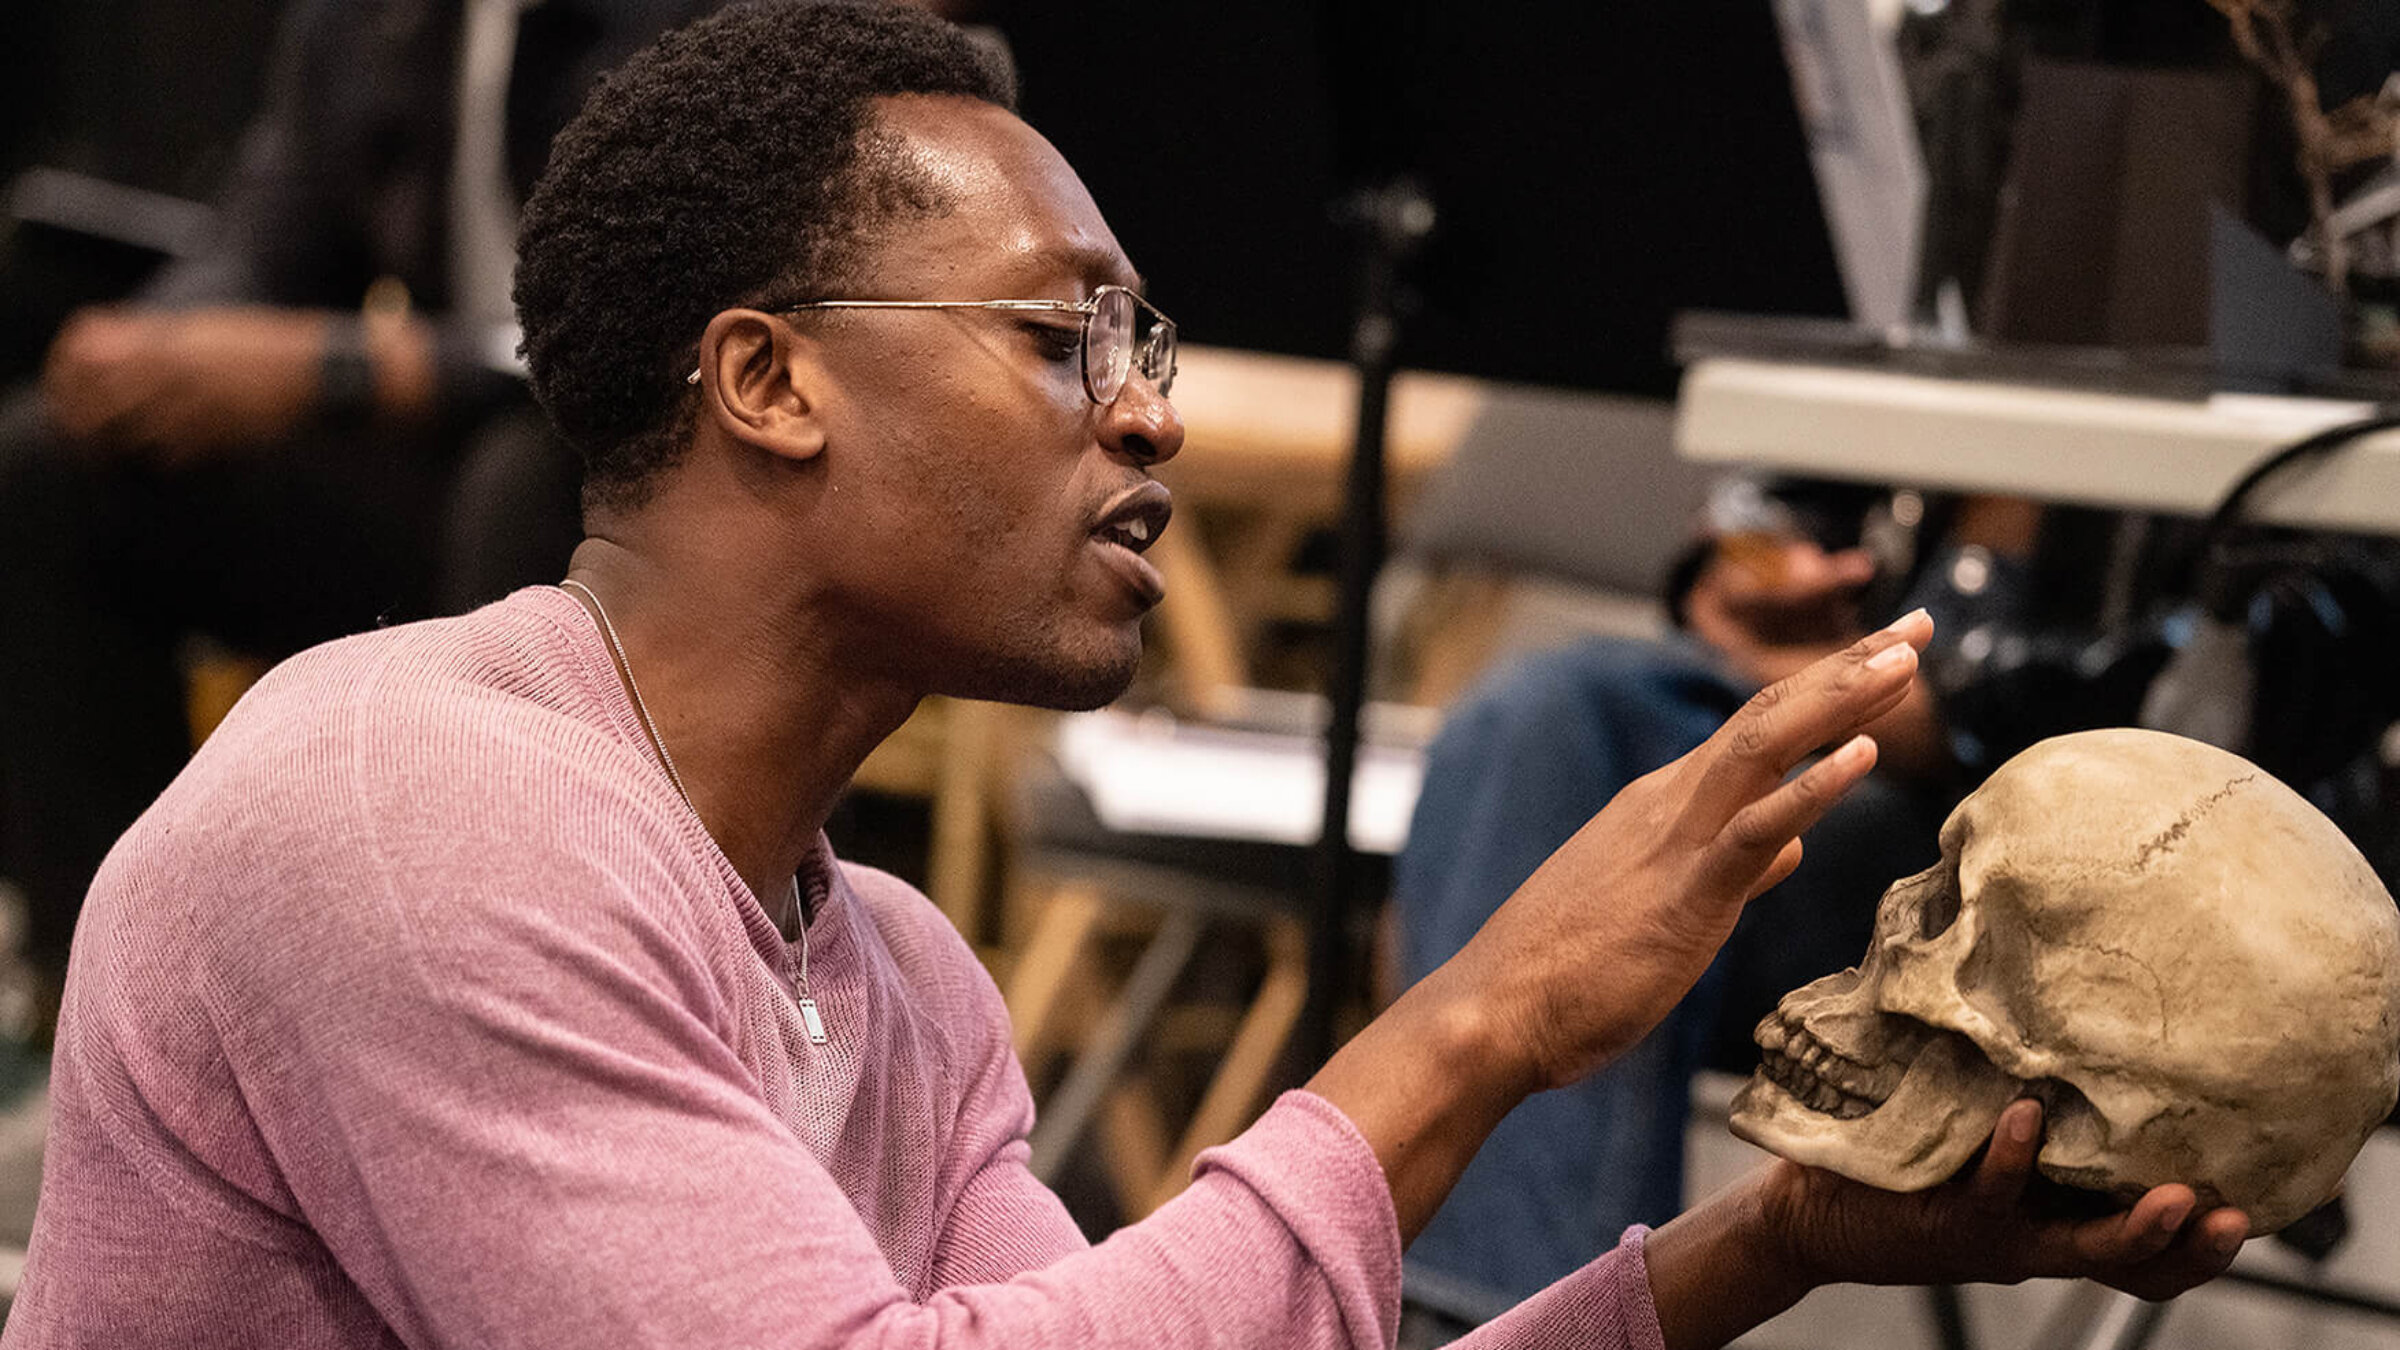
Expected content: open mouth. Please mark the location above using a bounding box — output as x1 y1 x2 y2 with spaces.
1755 1019 1901 1120
1094 514 1157 552
1091 486 1171 556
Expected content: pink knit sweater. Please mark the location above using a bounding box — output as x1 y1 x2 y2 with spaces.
7 588 1663 1349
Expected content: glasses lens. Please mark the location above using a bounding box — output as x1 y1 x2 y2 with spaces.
1086 287 1134 403
1137 316 1177 396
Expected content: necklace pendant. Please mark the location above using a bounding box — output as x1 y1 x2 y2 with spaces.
797 995 828 1046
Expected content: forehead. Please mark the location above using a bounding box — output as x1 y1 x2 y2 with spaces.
855 94 1137 296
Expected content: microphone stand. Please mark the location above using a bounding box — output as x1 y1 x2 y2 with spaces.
1300 177 1434 1068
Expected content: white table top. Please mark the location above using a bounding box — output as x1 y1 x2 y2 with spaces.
1675 357 2400 536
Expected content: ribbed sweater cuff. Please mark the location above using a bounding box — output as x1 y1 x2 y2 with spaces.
1452 1225 1664 1350
1192 1089 1403 1349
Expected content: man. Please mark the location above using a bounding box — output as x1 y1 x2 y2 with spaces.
7 5 2246 1346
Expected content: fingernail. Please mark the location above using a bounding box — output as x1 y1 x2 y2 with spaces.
1866 641 1917 673
2160 1198 2193 1231
1881 607 1930 634
2008 1103 2038 1143
2213 1227 2245 1255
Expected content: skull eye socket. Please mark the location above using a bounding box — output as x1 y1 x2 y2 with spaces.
1918 876 1961 940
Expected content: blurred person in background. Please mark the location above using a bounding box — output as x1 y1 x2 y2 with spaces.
0 0 728 1011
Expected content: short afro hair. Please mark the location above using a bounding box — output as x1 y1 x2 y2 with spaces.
514 0 1016 509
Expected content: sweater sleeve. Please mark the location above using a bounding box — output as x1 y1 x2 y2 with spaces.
1450 1229 1666 1350
863 875 1408 1343
190 701 1408 1349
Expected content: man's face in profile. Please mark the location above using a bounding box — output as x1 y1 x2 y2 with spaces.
792 93 1183 711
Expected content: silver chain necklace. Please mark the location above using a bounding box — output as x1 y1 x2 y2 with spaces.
558 580 828 1045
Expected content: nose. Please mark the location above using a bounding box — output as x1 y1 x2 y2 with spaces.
1099 373 1184 466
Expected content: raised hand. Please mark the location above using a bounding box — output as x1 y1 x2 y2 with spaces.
1443 607 1932 1091
1309 611 1932 1241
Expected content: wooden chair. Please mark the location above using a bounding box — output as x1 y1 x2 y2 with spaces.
1000 740 1389 1220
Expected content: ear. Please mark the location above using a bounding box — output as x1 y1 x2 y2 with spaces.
690 309 830 463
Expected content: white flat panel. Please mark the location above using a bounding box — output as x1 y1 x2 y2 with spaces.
1676 358 2400 535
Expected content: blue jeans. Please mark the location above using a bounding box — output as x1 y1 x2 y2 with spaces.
1394 635 1948 1302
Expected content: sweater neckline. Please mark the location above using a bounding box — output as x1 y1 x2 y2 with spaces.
521 585 851 975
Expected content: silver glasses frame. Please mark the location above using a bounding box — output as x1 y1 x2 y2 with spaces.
682 283 1176 403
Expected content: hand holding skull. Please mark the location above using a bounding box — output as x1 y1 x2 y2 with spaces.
1645 1097 2249 1349
1752 1098 2251 1297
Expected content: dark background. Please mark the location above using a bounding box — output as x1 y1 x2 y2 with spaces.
0 0 288 376
11 0 2396 396
998 2 1846 397
2 0 1853 399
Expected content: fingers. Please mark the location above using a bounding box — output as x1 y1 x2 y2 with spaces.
2194 1208 2250 1257
2186 1209 2251 1279
1705 734 1875 897
1742 838 1805 902
2014 1183 2249 1301
1967 1101 2237 1296
42 311 163 444
1965 1099 2042 1212
2085 1206 2249 1302
1981 1100 2196 1279
1684 610 1931 829
2075 1187 2197 1268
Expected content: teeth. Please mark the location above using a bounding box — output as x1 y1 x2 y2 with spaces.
1758 1023 1891 1121
1126 517 1149 542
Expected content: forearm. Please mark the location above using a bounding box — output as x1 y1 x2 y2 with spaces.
1302 962 1540 1242
1640 1170 1817 1350
352 311 529 433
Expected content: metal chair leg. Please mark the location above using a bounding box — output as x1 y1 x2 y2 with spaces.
1026 909 1205 1181
1925 1283 1974 1350
2033 1282 2175 1350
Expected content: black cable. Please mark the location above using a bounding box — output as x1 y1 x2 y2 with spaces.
2197 411 2400 554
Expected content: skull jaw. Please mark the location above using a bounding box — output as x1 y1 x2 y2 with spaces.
1729 1032 2023 1191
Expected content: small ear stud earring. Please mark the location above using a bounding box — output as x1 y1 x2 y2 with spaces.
685 368 702 385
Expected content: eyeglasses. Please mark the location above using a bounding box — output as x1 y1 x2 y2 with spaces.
684 283 1177 404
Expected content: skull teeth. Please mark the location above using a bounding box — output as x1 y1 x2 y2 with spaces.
1758 1022 1887 1121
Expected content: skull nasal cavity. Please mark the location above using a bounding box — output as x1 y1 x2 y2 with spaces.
1919 886 1960 940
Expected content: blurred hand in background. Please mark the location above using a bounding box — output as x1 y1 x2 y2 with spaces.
1683 533 1878 682
40 306 432 466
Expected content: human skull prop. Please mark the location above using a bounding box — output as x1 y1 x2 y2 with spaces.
1728 728 2400 1233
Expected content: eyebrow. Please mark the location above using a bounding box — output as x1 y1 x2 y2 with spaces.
1015 241 1143 296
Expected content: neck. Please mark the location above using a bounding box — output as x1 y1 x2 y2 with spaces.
559 528 920 910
